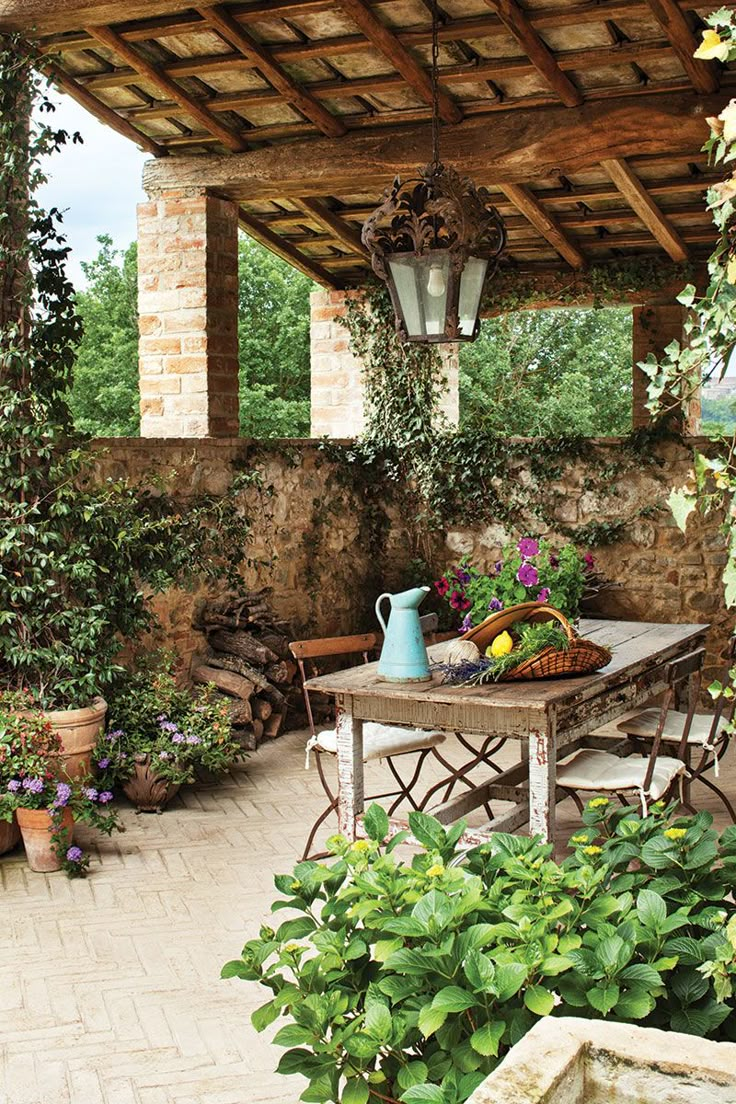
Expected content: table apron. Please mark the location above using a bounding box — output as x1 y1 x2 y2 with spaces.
554 663 671 747
336 692 543 739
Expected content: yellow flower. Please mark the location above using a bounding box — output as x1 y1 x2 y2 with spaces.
351 839 371 852
583 845 602 856
427 863 445 877
588 797 610 809
727 256 736 286
715 470 730 487
571 834 589 845
694 29 730 62
284 943 302 954
664 827 687 840
488 630 514 658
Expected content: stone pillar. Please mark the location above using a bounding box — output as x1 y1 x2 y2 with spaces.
137 188 239 437
632 304 700 433
309 288 460 438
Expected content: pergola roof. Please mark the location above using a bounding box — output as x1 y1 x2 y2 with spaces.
3 0 734 288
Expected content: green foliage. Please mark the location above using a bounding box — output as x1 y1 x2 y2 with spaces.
94 653 244 788
0 43 253 709
223 801 736 1104
460 309 632 437
69 236 140 436
466 621 572 684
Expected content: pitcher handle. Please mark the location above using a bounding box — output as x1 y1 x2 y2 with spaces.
375 593 391 634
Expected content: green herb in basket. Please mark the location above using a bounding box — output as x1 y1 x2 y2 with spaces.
473 621 571 683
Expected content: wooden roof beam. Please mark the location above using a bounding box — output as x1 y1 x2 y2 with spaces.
142 91 718 202
483 0 583 107
238 207 342 288
86 23 248 152
195 4 346 139
294 198 369 256
644 0 719 94
336 0 463 124
600 156 690 261
499 184 586 268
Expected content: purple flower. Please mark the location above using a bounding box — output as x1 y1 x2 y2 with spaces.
156 714 167 723
159 720 178 733
66 846 83 863
22 777 44 794
7 779 20 793
537 587 551 602
171 733 184 744
158 751 171 761
518 537 540 558
83 787 99 802
108 729 123 739
98 791 113 804
54 782 72 807
97 757 110 770
185 734 201 745
517 563 539 587
488 598 504 612
460 613 473 633
494 561 503 574
455 568 471 586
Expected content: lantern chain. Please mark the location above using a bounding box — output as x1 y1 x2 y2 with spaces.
430 0 440 171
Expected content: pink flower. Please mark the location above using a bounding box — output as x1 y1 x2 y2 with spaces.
449 590 471 611
518 538 540 558
537 587 551 602
517 563 539 587
434 577 450 597
584 552 595 572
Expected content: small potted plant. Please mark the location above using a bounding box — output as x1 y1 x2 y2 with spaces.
94 655 243 813
0 706 121 875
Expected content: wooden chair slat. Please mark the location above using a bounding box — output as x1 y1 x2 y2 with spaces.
289 633 377 659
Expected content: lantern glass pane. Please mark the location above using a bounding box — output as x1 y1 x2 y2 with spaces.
388 252 450 338
458 255 488 338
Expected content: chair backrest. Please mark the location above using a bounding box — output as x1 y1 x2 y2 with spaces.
641 648 705 794
289 633 378 737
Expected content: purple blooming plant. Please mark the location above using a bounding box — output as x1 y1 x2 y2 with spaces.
488 598 504 612
54 782 72 807
22 776 44 794
6 779 20 793
460 613 473 633
517 563 539 587
97 757 110 770
537 587 551 602
517 538 540 559
66 846 83 862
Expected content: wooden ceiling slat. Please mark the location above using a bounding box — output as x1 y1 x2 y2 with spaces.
500 183 586 268
336 0 463 125
238 206 342 285
644 0 719 94
294 197 369 255
600 156 691 261
86 24 249 151
483 0 582 107
195 4 347 138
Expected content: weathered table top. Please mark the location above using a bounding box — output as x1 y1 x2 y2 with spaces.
305 618 709 739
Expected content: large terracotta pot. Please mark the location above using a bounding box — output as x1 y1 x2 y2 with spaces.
123 754 180 813
16 806 74 873
0 815 21 856
44 697 107 779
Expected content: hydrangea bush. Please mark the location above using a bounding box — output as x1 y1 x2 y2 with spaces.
434 538 592 628
94 654 243 790
223 801 736 1104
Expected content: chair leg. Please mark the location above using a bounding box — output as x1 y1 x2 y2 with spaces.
692 771 736 822
386 750 431 815
301 797 338 861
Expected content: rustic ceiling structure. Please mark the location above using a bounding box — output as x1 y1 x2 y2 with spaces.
2 0 734 289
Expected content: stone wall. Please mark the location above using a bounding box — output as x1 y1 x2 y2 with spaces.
93 436 731 686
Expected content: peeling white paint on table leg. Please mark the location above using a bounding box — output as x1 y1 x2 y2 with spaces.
336 702 364 840
528 723 555 844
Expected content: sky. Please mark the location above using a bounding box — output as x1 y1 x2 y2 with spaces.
38 89 147 288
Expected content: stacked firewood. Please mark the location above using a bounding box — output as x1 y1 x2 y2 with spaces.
191 589 299 750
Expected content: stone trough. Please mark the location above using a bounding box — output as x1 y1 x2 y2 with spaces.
467 1018 736 1104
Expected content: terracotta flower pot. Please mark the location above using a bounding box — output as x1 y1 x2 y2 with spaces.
0 815 21 856
44 697 107 779
16 806 74 873
123 754 180 813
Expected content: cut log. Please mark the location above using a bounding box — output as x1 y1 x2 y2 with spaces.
265 660 296 686
201 649 287 707
227 698 253 725
209 629 279 666
252 697 273 722
191 661 256 700
258 631 290 659
264 711 285 739
251 718 265 743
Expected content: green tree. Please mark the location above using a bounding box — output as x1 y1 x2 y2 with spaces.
460 307 633 436
237 233 313 437
70 235 139 436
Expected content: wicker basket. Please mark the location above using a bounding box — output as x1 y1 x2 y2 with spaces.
462 602 612 681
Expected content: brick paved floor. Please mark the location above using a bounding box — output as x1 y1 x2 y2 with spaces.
1 724 733 1104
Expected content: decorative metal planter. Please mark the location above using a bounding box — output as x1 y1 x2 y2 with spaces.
123 754 181 813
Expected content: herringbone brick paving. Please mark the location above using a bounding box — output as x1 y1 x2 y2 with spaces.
1 725 733 1104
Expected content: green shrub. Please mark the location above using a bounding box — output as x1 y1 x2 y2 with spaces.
223 800 736 1104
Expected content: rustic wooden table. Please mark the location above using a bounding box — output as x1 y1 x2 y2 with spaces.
304 618 709 845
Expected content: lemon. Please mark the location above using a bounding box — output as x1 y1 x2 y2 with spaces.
487 630 513 658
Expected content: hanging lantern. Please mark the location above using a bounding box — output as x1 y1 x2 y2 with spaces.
361 2 506 343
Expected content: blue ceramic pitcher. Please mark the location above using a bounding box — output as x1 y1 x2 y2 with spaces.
375 586 432 683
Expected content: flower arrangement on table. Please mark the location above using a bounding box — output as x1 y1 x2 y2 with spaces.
434 537 594 629
0 706 121 876
94 654 243 810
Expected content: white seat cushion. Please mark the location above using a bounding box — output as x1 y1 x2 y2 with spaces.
557 747 686 800
617 708 718 746
314 722 445 762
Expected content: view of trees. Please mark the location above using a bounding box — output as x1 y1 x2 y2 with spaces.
70 234 635 439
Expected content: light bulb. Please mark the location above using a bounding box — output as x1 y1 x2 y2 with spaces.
426 264 446 298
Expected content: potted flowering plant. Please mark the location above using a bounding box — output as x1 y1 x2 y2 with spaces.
94 656 242 813
434 537 594 629
0 707 120 875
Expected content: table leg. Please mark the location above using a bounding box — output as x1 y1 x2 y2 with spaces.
336 703 364 840
528 725 555 845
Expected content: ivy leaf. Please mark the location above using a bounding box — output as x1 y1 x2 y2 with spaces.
668 487 696 533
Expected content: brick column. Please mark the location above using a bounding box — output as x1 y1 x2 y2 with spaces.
137 188 239 437
310 288 460 438
632 304 700 433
